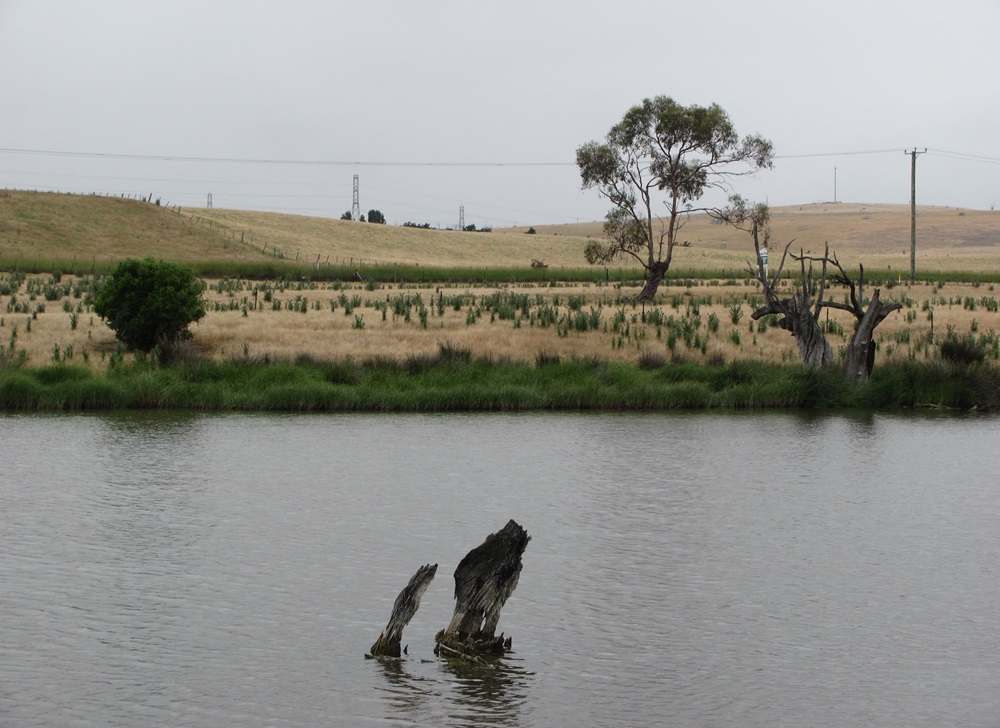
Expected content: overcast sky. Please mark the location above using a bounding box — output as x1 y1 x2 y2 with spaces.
2 0 999 227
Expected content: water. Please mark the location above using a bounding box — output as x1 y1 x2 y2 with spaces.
3 411 1000 727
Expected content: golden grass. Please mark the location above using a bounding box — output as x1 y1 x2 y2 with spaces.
5 190 999 275
0 190 602 271
0 190 267 265
5 276 999 371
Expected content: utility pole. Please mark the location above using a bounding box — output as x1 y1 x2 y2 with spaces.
459 204 465 231
906 148 926 282
207 192 213 209
352 175 360 221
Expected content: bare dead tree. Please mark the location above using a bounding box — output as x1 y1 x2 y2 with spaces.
746 225 836 368
749 237 902 380
725 195 901 381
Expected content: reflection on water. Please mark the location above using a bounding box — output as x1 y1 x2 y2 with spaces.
373 654 532 727
373 657 439 722
441 655 532 726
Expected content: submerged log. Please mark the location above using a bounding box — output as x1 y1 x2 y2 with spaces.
369 563 438 658
435 520 530 660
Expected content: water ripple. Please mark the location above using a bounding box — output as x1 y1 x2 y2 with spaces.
3 412 1000 726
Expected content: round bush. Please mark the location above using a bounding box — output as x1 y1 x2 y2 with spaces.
94 258 206 353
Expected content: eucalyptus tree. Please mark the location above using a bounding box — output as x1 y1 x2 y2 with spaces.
576 96 773 301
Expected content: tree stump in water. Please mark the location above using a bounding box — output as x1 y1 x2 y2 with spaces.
369 563 438 658
434 520 530 661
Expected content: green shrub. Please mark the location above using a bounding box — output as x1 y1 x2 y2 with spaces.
93 258 206 353
940 335 986 365
0 370 42 408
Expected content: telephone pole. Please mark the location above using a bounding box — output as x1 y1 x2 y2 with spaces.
906 148 926 282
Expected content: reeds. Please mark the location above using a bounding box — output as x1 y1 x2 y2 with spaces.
4 353 999 412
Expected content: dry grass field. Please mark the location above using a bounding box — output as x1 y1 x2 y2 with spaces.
3 190 1000 370
4 190 1000 274
4 274 1000 371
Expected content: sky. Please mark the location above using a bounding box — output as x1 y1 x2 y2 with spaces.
2 0 999 228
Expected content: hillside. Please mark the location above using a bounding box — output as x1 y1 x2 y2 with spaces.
2 190 999 274
506 203 1000 273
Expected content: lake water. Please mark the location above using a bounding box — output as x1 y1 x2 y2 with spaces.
3 410 1000 727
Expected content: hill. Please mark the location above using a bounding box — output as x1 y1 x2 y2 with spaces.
2 190 999 275
505 202 1000 274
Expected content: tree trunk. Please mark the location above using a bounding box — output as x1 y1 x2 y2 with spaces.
369 563 438 658
787 304 835 368
841 289 898 383
637 261 669 302
754 292 835 368
435 520 530 660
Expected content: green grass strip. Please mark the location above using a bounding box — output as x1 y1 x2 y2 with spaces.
4 357 1000 412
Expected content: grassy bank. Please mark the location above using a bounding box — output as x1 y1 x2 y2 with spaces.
2 350 997 412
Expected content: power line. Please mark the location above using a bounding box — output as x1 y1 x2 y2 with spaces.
0 146 900 165
5 144 998 168
6 144 1000 167
0 147 573 167
2 168 353 187
926 148 1000 165
773 148 904 159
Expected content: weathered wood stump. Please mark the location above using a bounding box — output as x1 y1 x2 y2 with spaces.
434 520 530 661
369 563 438 658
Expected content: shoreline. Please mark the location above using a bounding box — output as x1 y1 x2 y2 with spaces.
2 355 997 413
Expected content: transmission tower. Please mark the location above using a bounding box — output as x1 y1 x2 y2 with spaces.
206 192 213 209
352 175 360 221
459 204 465 231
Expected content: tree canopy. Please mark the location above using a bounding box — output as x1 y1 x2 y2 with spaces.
577 96 773 300
94 258 206 353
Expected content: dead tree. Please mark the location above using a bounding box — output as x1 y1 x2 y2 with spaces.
435 520 530 660
748 233 901 381
369 563 438 658
725 195 901 381
747 231 836 368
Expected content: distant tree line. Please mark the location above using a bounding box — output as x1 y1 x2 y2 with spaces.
340 209 387 224
337 212 494 232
